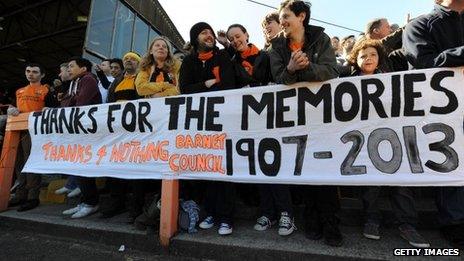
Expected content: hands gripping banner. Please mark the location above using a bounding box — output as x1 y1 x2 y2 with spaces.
23 67 464 186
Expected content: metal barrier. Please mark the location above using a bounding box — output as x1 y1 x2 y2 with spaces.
0 112 179 247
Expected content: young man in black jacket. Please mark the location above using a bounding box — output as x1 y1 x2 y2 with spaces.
403 0 464 249
269 0 342 247
179 22 237 236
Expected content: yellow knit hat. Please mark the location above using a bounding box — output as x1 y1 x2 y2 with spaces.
123 51 141 62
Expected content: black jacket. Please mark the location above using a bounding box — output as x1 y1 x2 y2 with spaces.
403 4 464 69
268 25 339 84
179 47 237 94
226 45 272 87
107 73 139 103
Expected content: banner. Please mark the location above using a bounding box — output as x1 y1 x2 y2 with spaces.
23 67 464 186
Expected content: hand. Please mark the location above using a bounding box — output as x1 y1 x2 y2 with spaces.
405 13 411 25
150 93 163 98
57 93 64 101
7 106 20 116
93 63 102 72
287 50 310 73
53 79 62 88
217 30 229 47
205 79 217 88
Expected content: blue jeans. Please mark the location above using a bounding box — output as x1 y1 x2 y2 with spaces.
436 187 464 226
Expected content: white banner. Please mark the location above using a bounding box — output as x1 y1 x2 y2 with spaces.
23 67 464 186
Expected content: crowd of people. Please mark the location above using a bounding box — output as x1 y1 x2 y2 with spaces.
2 0 463 250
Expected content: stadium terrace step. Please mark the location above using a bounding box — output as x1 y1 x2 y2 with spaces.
0 203 454 260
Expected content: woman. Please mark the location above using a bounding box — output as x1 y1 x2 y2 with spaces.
222 23 295 236
219 24 272 87
135 36 180 97
347 39 429 248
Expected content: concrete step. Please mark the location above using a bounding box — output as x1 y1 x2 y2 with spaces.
0 203 456 261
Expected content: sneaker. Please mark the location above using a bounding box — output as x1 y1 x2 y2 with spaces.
323 218 343 247
63 204 82 215
199 216 214 229
254 216 276 231
278 212 296 236
218 223 233 235
71 204 99 219
399 224 430 248
67 187 81 198
363 222 380 240
55 187 72 195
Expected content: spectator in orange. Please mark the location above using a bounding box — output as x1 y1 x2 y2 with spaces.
8 63 57 212
136 36 180 98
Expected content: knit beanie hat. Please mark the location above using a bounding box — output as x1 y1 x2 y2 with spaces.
189 22 215 51
123 51 141 62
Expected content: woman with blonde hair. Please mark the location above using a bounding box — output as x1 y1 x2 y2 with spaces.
135 36 180 97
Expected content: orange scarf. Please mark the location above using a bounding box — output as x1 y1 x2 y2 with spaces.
288 42 303 52
240 44 260 75
198 51 213 61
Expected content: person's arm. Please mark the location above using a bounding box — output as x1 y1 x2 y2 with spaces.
44 89 59 108
74 76 100 106
269 44 297 84
96 70 111 89
218 51 237 90
297 34 339 82
403 19 464 69
178 57 208 94
381 28 403 53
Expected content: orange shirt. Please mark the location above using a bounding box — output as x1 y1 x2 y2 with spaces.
15 83 49 113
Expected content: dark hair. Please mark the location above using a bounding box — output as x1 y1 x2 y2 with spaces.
25 63 45 75
227 24 249 42
110 58 124 70
102 58 112 64
279 0 311 28
68 57 92 72
261 12 280 27
365 18 387 35
347 39 387 72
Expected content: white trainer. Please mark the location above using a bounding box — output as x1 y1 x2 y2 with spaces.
71 204 99 219
67 188 81 198
63 204 82 215
55 187 72 195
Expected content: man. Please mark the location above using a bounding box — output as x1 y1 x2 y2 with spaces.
366 18 392 41
53 63 81 198
268 0 341 247
179 22 237 236
101 52 141 221
94 59 114 103
107 52 140 102
269 0 338 85
7 63 57 212
403 0 464 249
61 57 101 219
109 58 124 79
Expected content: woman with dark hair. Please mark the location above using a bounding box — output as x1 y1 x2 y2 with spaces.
135 36 180 98
225 24 272 87
261 12 281 50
